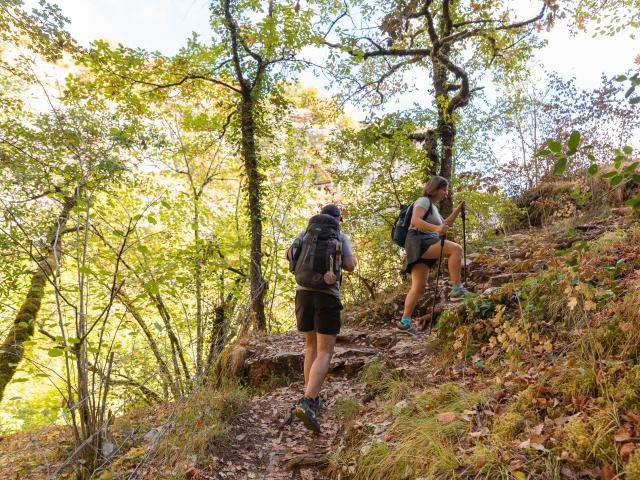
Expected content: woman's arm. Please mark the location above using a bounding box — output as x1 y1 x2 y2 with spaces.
410 206 448 234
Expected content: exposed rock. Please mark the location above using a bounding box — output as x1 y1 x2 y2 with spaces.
390 339 420 356
281 450 329 470
245 351 304 385
367 331 398 349
482 286 503 297
331 345 378 375
336 330 368 345
576 223 603 231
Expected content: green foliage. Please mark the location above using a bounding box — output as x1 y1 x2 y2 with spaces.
334 396 360 422
615 72 640 105
333 384 490 479
157 380 248 463
534 77 640 210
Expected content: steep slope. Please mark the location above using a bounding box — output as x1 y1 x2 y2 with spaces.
1 208 638 480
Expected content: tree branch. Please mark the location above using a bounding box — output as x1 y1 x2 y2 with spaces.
222 0 250 92
440 5 546 46
139 74 242 94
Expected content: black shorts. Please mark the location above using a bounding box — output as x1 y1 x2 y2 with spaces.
295 290 342 335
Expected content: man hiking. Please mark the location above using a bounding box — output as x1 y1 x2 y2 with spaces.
286 204 356 432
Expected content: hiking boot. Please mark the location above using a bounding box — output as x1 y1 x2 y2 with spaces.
396 322 422 336
294 397 321 433
449 285 470 299
311 395 326 415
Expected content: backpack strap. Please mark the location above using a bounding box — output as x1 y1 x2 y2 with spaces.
403 198 434 228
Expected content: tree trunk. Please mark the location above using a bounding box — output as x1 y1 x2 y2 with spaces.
422 130 439 180
438 121 455 216
239 96 267 332
193 198 204 375
151 292 190 389
433 45 454 216
0 196 74 400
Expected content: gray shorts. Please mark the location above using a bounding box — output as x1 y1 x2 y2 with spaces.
404 230 440 273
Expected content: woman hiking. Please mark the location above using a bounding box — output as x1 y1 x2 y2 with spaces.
397 176 467 336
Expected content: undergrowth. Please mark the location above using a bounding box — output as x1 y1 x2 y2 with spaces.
97 380 248 478
330 384 491 479
333 220 640 479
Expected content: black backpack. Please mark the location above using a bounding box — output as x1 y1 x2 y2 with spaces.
391 199 433 247
289 214 342 289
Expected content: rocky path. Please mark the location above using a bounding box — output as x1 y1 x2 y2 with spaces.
182 224 593 480
5 215 631 480
184 325 433 480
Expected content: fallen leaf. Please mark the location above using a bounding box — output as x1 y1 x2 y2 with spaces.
560 465 578 479
531 423 545 436
518 439 531 449
623 412 640 425
614 427 632 442
436 412 457 423
531 442 549 452
620 442 636 461
535 397 548 408
598 465 615 480
568 297 578 310
474 458 487 468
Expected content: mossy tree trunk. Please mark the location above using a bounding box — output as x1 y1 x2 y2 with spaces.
239 96 267 332
0 195 75 400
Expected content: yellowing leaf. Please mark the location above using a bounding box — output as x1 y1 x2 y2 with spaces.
584 300 596 311
491 305 505 326
435 412 457 423
567 297 578 310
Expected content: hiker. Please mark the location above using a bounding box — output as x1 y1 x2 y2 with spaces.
286 204 356 432
398 176 467 335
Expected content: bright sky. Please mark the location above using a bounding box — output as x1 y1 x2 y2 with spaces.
25 0 639 121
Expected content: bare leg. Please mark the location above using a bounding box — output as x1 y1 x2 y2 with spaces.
303 332 317 386
422 239 463 285
304 333 336 399
402 263 429 318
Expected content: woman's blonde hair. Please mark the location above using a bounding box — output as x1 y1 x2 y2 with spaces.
421 176 449 198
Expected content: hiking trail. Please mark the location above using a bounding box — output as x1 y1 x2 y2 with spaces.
178 220 600 480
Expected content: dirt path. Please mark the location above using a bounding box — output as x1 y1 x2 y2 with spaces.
183 226 581 479
186 325 433 480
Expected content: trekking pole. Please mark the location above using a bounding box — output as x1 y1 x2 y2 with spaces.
461 204 467 285
426 233 447 335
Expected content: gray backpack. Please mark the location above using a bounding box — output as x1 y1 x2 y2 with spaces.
289 214 342 289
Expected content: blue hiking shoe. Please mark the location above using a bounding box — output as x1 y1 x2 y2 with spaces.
396 322 422 336
450 285 470 299
294 397 321 433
